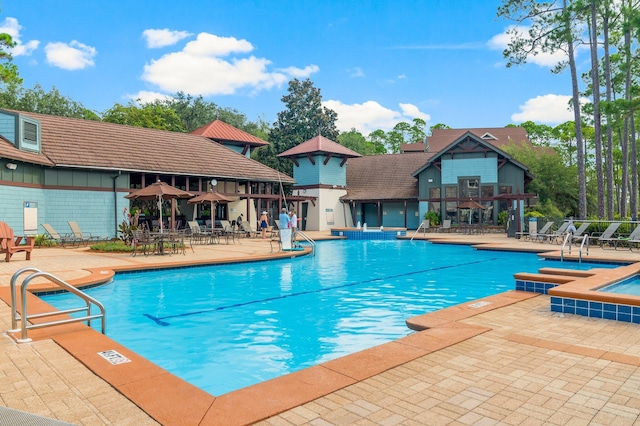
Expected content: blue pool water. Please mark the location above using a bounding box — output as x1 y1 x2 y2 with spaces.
599 277 640 296
41 240 616 395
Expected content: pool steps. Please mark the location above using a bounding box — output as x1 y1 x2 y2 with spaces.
514 263 640 323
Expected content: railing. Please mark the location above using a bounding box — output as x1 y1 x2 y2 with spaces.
578 234 590 262
410 220 430 241
560 233 589 263
9 267 106 343
296 230 316 256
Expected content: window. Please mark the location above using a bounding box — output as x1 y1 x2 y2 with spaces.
481 185 494 198
429 187 441 199
499 186 512 194
445 186 457 199
19 117 41 153
459 178 479 198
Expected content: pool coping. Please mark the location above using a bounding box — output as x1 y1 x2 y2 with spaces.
3 239 640 425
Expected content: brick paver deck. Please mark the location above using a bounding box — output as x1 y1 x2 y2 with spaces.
1 233 640 425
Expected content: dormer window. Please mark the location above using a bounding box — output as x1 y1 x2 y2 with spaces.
481 132 497 140
19 116 41 153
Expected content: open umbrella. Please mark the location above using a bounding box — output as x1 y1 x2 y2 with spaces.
456 199 486 224
188 190 236 227
125 180 193 232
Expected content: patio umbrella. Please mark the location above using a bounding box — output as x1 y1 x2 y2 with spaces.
456 199 486 224
188 190 236 227
125 180 193 232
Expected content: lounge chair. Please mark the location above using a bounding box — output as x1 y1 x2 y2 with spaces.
609 225 640 250
518 221 553 241
0 221 35 262
241 222 258 238
589 222 622 248
441 219 452 233
41 223 75 247
540 222 570 244
569 222 590 243
68 221 102 246
516 220 550 240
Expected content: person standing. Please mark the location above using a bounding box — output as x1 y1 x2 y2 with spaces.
289 209 298 244
259 211 268 239
279 207 291 229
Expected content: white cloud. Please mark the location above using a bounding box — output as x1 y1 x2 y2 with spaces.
278 65 319 78
0 17 39 56
511 94 588 125
143 28 192 48
488 26 569 67
399 103 430 121
141 32 317 96
45 40 96 70
323 100 431 134
348 67 364 78
127 90 173 104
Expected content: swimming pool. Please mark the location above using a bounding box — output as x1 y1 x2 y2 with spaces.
599 276 640 296
42 240 611 395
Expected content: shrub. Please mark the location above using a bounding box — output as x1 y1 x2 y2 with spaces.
424 211 441 226
89 240 133 253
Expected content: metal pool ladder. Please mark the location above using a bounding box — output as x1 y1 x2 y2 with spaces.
296 230 316 256
560 233 589 263
9 267 106 343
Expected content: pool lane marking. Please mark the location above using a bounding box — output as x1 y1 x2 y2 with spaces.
143 257 500 326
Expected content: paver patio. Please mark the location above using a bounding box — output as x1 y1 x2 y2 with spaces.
1 232 640 425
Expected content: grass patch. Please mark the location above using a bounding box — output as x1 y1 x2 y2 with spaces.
90 240 133 253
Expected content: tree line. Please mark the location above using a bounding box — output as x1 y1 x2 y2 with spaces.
0 0 638 221
498 0 640 220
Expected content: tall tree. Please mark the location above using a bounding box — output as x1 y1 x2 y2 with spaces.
0 83 98 119
368 118 427 153
585 0 605 218
0 30 21 85
102 101 184 131
337 129 385 155
263 78 339 176
498 0 588 218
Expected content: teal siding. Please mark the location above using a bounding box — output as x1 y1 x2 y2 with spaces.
382 203 405 227
0 186 127 238
293 156 346 186
441 157 497 184
0 112 16 144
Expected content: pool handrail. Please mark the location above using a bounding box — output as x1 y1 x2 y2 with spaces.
9 268 106 343
296 230 316 256
560 233 589 263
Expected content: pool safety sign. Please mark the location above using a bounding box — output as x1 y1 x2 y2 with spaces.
98 350 131 365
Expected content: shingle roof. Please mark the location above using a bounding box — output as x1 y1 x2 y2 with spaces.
400 128 531 155
278 135 361 158
341 152 434 201
190 119 269 146
426 127 530 153
1 110 293 183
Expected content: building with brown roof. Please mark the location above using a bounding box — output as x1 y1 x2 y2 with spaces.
191 119 269 158
278 135 361 231
0 109 293 237
280 128 531 229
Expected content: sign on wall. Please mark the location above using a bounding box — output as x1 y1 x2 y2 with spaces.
23 201 38 235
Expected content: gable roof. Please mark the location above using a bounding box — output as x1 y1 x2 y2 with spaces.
278 135 361 158
412 131 531 178
426 127 530 153
341 152 434 202
190 119 269 146
0 110 293 183
400 128 530 155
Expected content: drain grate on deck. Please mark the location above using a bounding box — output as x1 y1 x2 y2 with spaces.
0 407 76 426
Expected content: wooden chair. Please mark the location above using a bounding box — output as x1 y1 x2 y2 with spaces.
0 221 35 262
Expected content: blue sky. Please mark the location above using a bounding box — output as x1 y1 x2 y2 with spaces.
2 0 586 135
